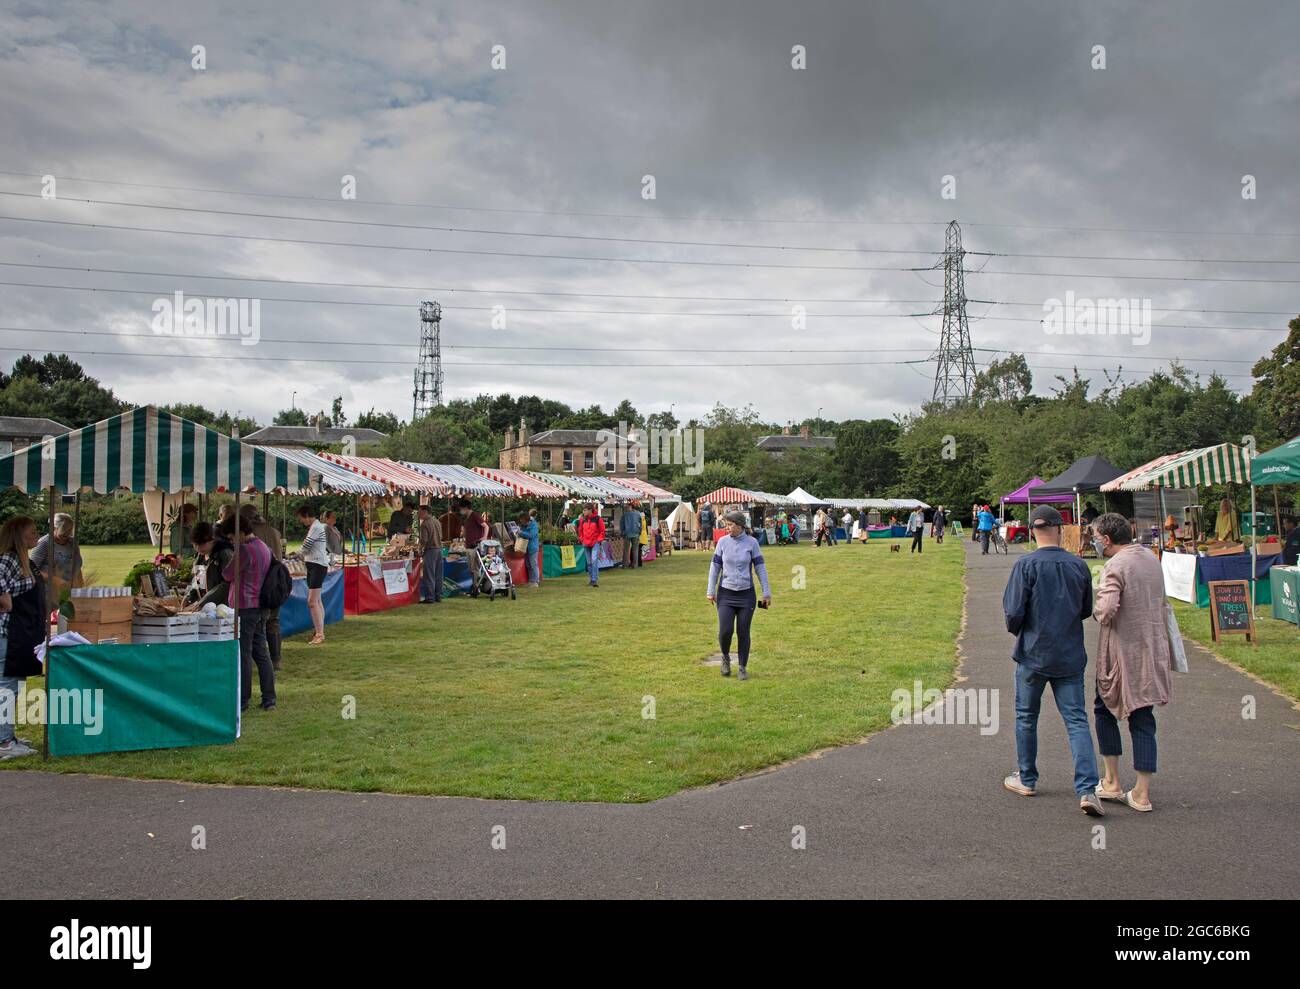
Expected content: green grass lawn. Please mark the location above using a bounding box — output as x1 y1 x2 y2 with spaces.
7 539 966 802
1171 599 1300 704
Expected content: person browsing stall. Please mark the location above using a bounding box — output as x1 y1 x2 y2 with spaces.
577 503 606 587
418 503 444 603
706 510 771 681
456 498 488 598
297 504 330 644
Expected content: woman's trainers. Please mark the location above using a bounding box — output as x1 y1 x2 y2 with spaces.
1003 771 1035 796
0 740 35 760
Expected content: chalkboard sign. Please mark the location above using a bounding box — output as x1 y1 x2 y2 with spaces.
1207 579 1255 643
763 527 777 545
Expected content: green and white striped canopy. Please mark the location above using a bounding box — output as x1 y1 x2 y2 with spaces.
1116 442 1252 491
0 406 320 495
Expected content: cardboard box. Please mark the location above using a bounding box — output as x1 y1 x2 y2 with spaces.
67 619 133 644
67 596 134 625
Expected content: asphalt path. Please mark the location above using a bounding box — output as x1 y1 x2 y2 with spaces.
4 539 1297 898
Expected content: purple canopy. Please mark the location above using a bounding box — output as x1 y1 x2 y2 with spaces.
1001 477 1075 505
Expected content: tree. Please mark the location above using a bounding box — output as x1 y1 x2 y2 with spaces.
971 354 1033 405
160 403 259 437
1251 315 1300 439
273 407 309 426
669 460 743 504
355 408 402 434
0 355 124 428
831 419 901 494
331 396 346 426
610 399 642 427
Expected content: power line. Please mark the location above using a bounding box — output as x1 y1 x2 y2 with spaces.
4 168 1297 239
13 192 1300 266
0 214 935 274
7 212 1300 281
0 324 1261 362
1 260 1294 314
0 344 1254 377
2 279 1284 333
0 191 943 257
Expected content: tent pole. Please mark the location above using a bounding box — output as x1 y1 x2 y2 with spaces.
1251 483 1258 620
1272 486 1282 541
233 489 242 652
41 484 56 761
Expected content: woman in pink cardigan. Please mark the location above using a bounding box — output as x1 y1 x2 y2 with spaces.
1090 513 1173 812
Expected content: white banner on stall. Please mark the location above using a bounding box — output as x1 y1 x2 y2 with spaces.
1161 552 1197 604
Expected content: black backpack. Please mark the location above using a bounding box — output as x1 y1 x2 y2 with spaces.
259 558 294 609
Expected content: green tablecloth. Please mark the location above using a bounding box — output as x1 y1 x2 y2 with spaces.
46 640 239 756
542 543 588 578
1269 566 1300 625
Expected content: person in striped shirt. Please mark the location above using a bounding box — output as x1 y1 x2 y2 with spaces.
706 510 771 681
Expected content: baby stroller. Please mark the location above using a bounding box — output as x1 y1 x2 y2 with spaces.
473 539 517 601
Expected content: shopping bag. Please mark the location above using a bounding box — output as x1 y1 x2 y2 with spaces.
513 536 530 555
1164 603 1189 674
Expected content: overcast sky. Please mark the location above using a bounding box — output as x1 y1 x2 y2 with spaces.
1 0 1297 427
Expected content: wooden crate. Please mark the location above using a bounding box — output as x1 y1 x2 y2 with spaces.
67 619 133 644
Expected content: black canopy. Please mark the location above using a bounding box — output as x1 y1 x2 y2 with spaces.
1035 455 1124 497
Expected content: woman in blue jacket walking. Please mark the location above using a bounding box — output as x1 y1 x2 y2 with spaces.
706 510 771 680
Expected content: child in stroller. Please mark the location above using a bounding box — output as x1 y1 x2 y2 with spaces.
473 539 517 600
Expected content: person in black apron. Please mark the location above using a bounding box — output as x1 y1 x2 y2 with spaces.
2 570 45 759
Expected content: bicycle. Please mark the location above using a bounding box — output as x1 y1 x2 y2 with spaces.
989 526 1009 554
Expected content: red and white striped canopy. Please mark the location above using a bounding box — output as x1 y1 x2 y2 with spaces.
471 466 567 498
608 477 678 501
698 486 757 505
318 454 450 495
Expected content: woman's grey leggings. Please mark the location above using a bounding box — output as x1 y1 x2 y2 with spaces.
716 586 757 665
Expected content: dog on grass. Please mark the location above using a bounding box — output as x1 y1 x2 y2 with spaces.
889 544 901 553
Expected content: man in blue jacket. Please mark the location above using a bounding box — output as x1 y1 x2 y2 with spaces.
1002 505 1105 817
620 505 644 569
977 504 996 555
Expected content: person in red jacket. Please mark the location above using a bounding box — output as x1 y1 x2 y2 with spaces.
576 503 607 587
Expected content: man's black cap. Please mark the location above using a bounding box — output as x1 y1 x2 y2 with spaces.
1031 505 1065 528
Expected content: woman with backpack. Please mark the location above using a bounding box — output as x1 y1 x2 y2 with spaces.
220 517 277 712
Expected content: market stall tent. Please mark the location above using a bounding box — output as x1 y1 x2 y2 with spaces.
0 406 324 758
609 477 679 501
470 466 567 498
1251 434 1300 485
400 462 515 497
317 454 450 495
255 445 388 495
0 405 320 494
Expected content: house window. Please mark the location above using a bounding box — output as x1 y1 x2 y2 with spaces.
540 449 551 470
584 450 594 473
603 453 614 472
563 450 573 472
626 450 637 472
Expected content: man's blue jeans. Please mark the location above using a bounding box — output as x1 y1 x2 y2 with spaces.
1014 663 1099 796
587 542 601 584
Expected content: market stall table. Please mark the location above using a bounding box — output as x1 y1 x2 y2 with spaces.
343 557 423 615
1195 551 1276 607
279 567 345 637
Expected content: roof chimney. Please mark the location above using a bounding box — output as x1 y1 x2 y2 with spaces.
782 425 791 436
800 425 811 439
519 417 528 442
504 425 514 449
